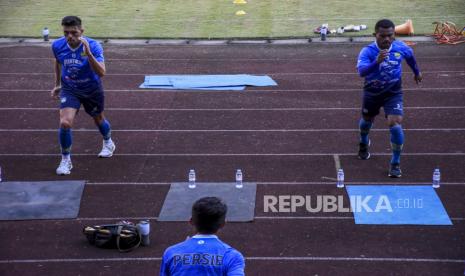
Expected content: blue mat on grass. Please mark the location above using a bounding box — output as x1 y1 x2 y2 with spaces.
346 185 452 225
139 75 277 90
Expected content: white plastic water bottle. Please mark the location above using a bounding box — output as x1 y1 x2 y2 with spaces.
337 169 344 188
320 24 328 41
235 169 243 189
188 169 196 189
432 168 440 189
42 27 49 41
137 220 150 246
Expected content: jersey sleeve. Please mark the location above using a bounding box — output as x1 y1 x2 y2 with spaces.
357 47 378 77
159 252 171 276
91 41 105 62
225 250 245 276
51 42 58 60
403 45 420 76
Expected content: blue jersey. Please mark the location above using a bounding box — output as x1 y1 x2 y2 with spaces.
160 235 245 276
357 40 420 94
52 36 104 94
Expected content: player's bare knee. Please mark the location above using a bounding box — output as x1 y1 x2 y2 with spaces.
60 118 73 129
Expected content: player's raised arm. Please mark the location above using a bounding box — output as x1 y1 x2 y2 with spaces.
80 37 106 77
357 48 389 77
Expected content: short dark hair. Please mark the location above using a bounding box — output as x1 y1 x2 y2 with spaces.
375 19 395 32
61 16 82 27
192 197 227 234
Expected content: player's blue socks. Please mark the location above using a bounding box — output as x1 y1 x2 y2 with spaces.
59 128 72 156
359 118 373 145
98 119 111 141
390 124 404 164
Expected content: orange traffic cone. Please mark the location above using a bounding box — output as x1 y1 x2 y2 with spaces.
395 19 414 36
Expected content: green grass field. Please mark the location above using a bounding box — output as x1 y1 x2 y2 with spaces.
0 0 463 38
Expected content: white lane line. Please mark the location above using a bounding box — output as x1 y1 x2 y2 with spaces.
332 154 342 181
0 258 162 263
88 182 172 185
0 56 464 61
258 182 465 185
0 87 464 93
333 154 341 171
1 153 465 156
1 128 465 132
1 256 463 264
1 106 465 111
0 71 464 76
245 257 465 263
85 181 465 185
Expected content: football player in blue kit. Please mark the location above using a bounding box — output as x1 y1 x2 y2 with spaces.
357 19 422 177
51 16 115 175
161 197 245 275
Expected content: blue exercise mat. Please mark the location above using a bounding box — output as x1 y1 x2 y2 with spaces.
346 185 452 225
139 74 277 90
146 75 174 86
139 83 246 90
171 75 277 88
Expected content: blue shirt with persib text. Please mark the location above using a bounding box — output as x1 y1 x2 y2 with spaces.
52 36 104 94
357 40 419 94
160 235 245 276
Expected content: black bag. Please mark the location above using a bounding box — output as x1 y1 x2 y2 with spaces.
83 222 141 252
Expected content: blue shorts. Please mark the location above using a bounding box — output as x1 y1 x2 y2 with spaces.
362 91 403 117
60 87 105 117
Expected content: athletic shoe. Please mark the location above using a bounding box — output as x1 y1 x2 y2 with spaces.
388 163 402 178
358 140 371 160
98 140 116 158
56 158 72 175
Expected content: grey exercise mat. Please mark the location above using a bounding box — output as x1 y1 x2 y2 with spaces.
0 181 85 220
158 182 256 222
